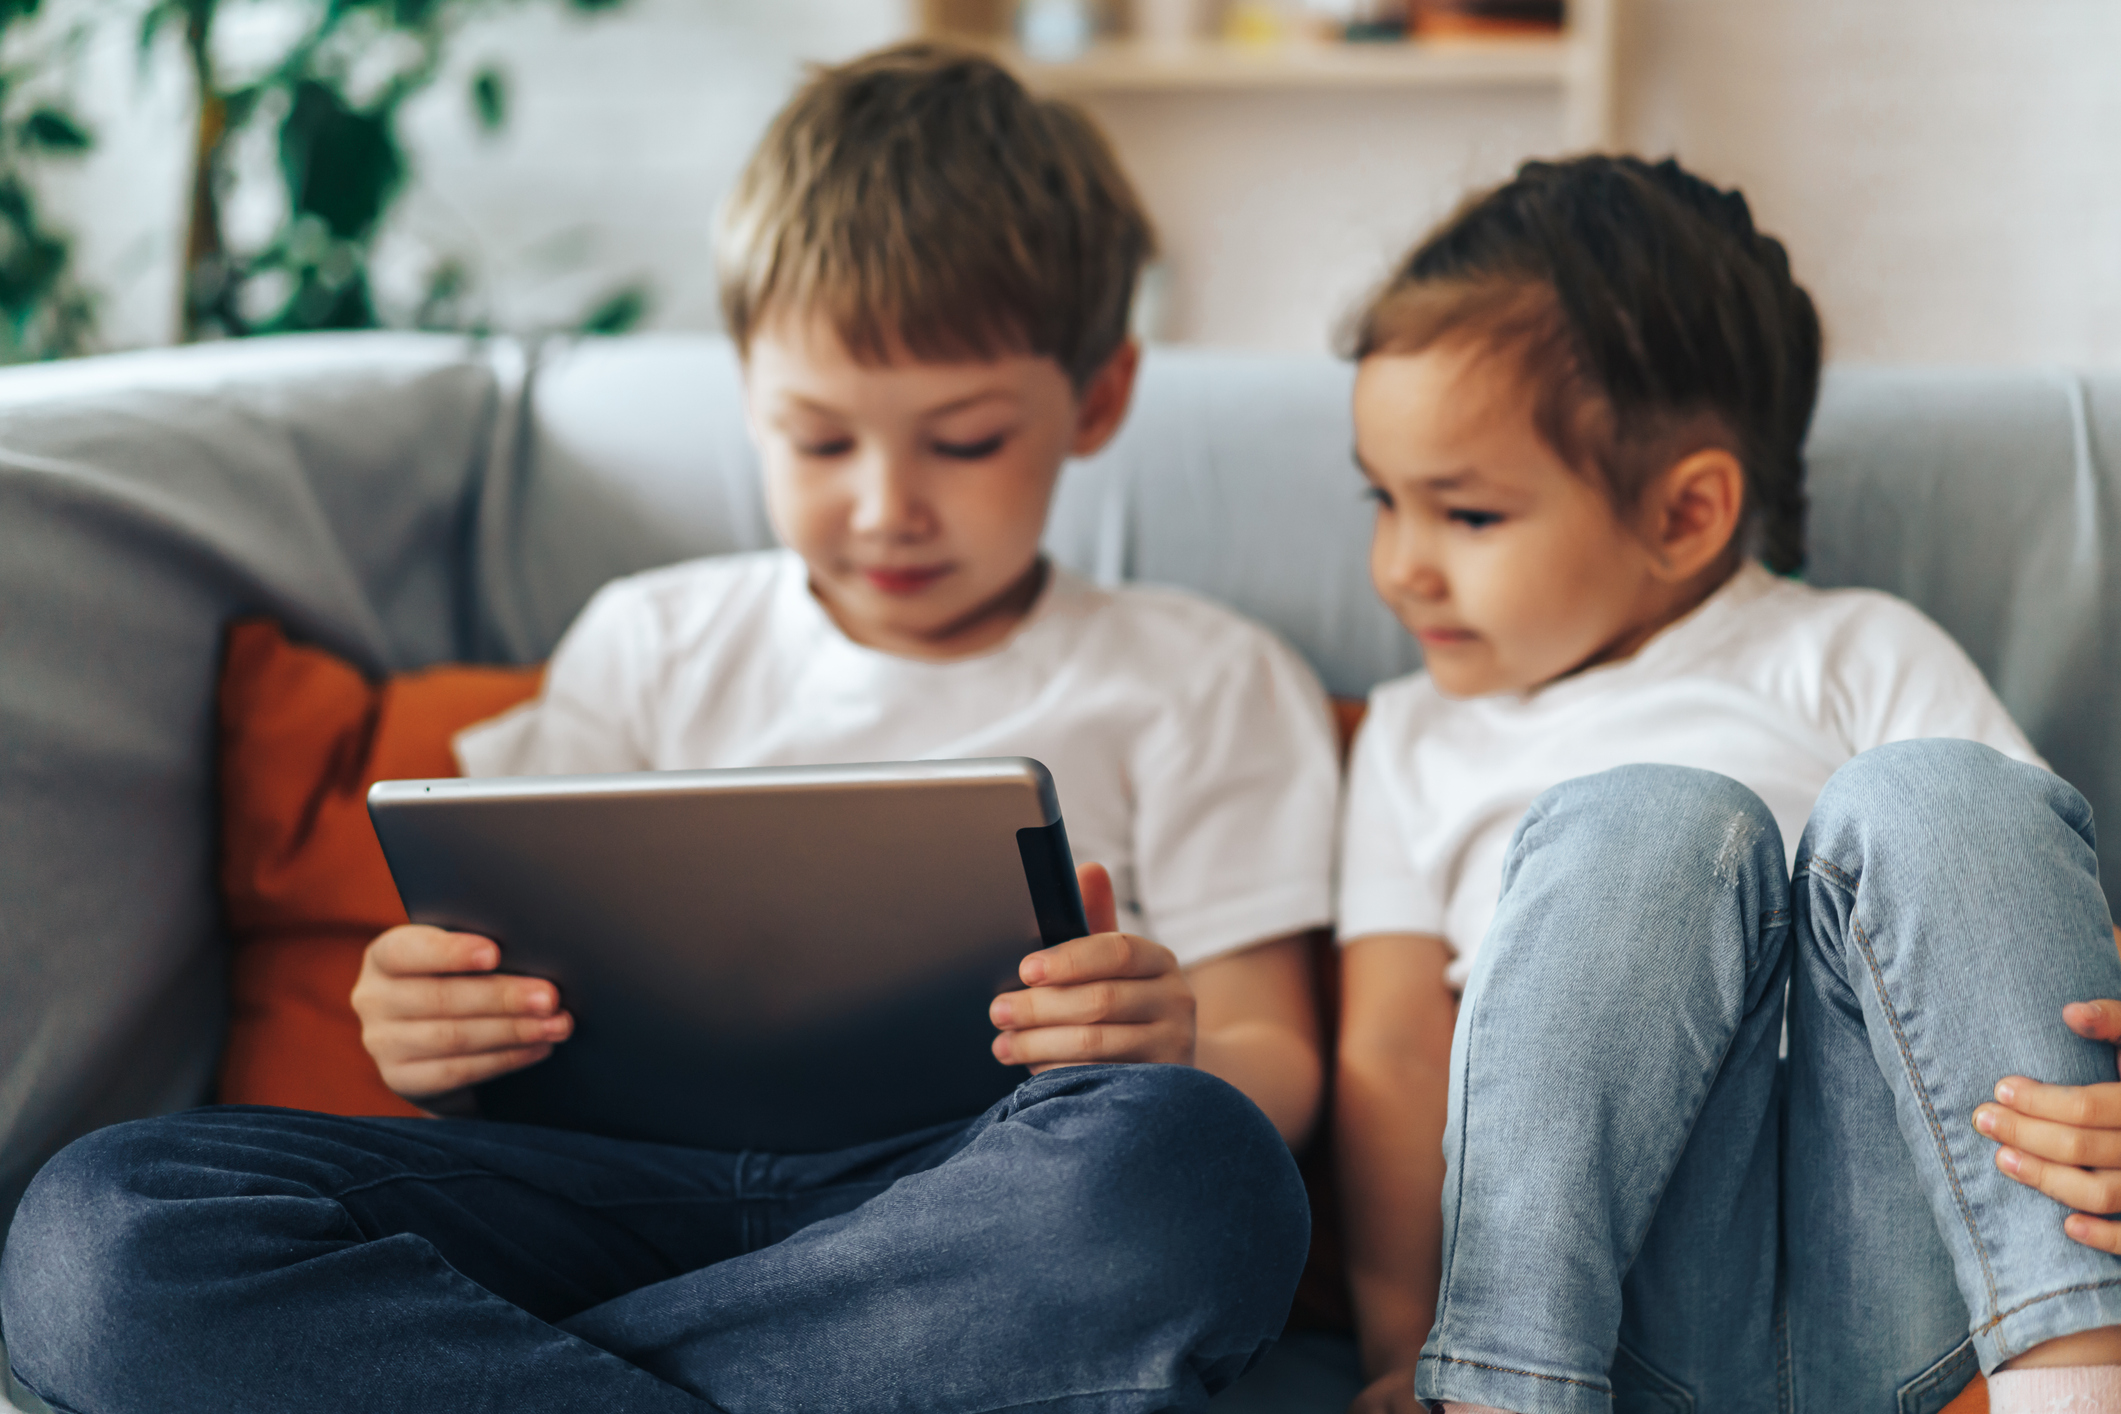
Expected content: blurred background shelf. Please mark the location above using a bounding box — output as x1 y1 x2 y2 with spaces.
929 0 1617 152
24 0 2111 368
996 34 1575 94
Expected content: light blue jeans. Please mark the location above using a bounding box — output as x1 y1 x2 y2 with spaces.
1415 740 2121 1414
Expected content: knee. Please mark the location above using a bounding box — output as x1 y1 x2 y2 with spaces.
1512 764 1784 896
1009 1065 1309 1313
1817 740 2086 845
1 1121 174 1390
1803 742 2103 940
1532 762 1775 842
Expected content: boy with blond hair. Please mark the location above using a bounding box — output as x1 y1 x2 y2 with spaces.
1 45 1334 1411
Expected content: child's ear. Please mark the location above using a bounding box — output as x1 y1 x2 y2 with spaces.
1648 447 1746 581
1069 341 1141 458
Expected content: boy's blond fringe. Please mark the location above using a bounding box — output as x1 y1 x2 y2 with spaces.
717 42 1155 388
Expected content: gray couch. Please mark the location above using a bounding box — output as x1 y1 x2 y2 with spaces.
2 334 2117 1405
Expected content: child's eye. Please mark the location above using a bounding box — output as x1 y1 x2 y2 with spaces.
933 434 1006 461
797 437 855 458
1364 485 1395 511
1447 508 1503 529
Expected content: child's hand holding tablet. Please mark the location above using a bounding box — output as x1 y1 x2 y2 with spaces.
354 924 574 1105
355 856 1196 1116
990 861 1196 1070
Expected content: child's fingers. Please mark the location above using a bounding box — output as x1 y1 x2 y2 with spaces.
369 1013 572 1066
1976 1103 2121 1170
1992 1145 2121 1216
1990 1076 2121 1128
384 1044 555 1100
2064 999 2121 1045
367 924 500 978
990 1019 1190 1069
1017 931 1175 987
2064 1212 2121 1256
989 975 1186 1031
356 970 561 1024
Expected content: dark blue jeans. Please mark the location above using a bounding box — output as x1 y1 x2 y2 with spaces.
1 1064 1307 1414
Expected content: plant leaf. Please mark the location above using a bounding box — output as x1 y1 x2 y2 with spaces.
470 66 505 131
20 108 92 152
136 0 173 59
578 282 650 335
279 79 402 242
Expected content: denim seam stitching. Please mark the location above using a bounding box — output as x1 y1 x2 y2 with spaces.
1810 856 1856 891
1977 1276 2121 1334
1820 858 2003 1326
1896 1338 1979 1414
1417 1352 1608 1394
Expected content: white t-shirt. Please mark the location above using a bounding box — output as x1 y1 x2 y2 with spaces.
1337 562 2041 989
457 549 1340 966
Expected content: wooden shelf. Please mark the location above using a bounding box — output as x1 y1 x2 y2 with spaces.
997 34 1573 95
923 0 1617 148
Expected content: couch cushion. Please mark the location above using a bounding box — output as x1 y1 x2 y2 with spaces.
0 334 498 1232
215 620 540 1115
1806 368 2121 901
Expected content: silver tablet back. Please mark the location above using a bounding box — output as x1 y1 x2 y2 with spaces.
367 758 1086 1153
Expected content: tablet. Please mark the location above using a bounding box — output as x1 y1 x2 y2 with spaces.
366 757 1088 1153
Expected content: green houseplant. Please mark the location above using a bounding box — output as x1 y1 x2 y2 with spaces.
146 0 642 340
0 0 96 361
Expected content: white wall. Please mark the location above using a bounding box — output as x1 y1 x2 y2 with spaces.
1619 0 2121 367
1080 85 1558 353
1628 0 2112 370
378 0 909 334
30 0 2121 365
1091 0 2121 361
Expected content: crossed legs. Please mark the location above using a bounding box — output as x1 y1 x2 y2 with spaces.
2 1064 1307 1414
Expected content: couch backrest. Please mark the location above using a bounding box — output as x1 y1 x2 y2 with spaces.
0 335 495 1232
1 332 2116 1244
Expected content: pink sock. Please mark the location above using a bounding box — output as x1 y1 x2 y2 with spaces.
1989 1367 2121 1414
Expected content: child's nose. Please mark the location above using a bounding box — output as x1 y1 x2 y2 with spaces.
1384 534 1448 601
1398 564 1448 601
849 455 928 538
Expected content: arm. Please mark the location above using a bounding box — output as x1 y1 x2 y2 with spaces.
1336 932 1458 1414
990 863 1324 1145
1188 933 1322 1146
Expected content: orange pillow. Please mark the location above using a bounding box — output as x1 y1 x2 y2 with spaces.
215 619 542 1115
